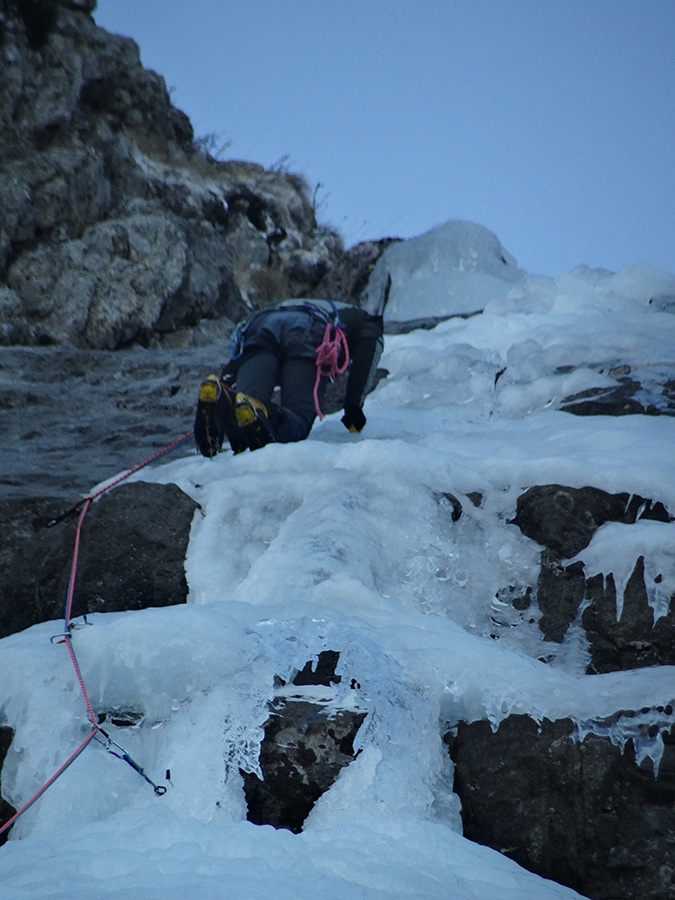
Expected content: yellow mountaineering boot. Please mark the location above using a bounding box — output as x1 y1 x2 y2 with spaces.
234 392 269 427
195 376 252 457
234 393 275 450
198 374 221 404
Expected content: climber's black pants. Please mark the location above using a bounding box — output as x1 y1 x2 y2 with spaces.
236 351 327 443
233 307 329 443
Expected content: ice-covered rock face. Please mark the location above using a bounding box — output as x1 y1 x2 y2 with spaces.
360 220 524 322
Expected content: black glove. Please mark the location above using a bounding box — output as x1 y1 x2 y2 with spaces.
341 405 366 433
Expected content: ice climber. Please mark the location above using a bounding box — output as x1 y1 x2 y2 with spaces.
194 298 385 456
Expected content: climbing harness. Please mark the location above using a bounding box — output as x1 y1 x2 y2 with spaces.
313 303 350 419
229 301 351 421
0 433 190 839
230 312 258 361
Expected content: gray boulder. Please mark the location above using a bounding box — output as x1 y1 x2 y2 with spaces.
0 482 199 639
7 214 187 348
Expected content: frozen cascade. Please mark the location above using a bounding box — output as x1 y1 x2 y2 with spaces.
2 226 675 899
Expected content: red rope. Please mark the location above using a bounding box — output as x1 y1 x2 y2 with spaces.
62 499 99 728
87 428 195 504
64 499 90 627
0 501 101 840
313 324 349 419
0 432 190 837
0 729 98 838
47 429 195 527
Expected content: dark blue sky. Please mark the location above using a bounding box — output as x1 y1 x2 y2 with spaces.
95 0 675 277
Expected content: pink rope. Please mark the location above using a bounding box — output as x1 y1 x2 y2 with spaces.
86 428 195 504
48 429 195 527
0 433 190 837
64 500 90 628
0 729 98 838
62 499 99 727
313 323 349 419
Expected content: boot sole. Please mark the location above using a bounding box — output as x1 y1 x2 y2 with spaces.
199 375 221 404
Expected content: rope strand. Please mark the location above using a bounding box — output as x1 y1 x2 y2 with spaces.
0 431 188 837
313 324 350 419
47 429 194 528
0 729 98 838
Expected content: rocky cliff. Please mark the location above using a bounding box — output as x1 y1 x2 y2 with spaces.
0 0 383 351
0 0 387 502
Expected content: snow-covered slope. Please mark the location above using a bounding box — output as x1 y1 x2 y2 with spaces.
2 226 675 899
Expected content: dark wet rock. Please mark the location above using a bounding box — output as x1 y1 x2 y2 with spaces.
535 549 587 643
0 725 16 846
465 491 484 508
0 481 199 638
0 343 219 504
561 365 675 418
512 484 670 560
291 649 342 687
314 238 399 305
512 484 674 672
241 699 366 833
435 491 463 522
581 558 675 673
241 651 367 833
446 713 675 900
97 709 145 728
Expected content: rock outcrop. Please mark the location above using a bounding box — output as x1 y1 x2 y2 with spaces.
511 484 674 672
0 0 361 349
241 651 366 833
447 482 675 900
447 714 675 900
0 481 198 639
561 366 675 417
